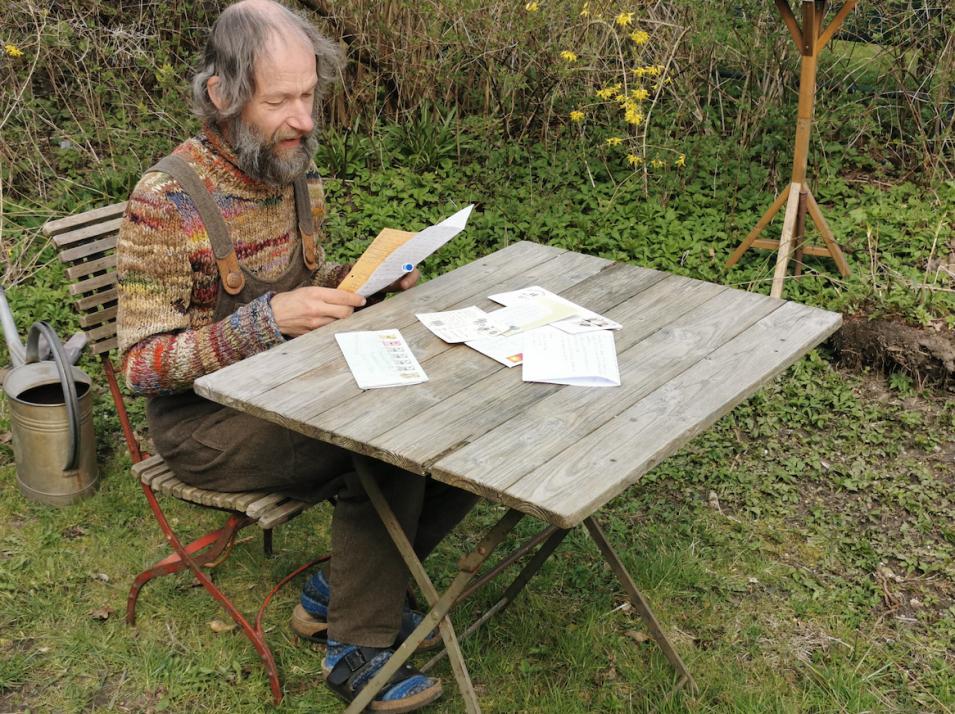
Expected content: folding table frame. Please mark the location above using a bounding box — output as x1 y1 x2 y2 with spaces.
346 456 697 713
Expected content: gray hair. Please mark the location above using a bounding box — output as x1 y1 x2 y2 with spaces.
191 0 343 122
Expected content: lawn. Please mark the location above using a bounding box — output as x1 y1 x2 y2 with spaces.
1 115 952 713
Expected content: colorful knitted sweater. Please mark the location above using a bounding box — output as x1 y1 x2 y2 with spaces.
116 124 349 396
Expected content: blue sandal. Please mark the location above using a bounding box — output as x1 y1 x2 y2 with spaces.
324 642 443 713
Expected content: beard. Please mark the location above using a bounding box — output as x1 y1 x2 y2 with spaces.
229 115 319 186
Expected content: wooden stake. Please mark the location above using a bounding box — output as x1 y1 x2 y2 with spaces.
772 182 802 297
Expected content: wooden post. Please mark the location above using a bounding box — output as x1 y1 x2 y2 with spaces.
727 0 854 297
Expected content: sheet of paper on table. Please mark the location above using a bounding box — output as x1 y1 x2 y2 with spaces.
416 306 505 343
486 300 579 335
489 285 622 334
335 330 428 389
465 329 531 367
521 326 620 387
462 300 579 367
338 205 474 297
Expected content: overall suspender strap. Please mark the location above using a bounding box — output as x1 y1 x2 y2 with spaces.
293 177 319 270
147 155 245 295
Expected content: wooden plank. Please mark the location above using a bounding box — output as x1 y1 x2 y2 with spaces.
52 217 123 249
431 286 783 498
86 319 117 343
78 306 117 329
316 262 667 455
246 493 286 518
497 301 842 528
150 471 180 492
76 288 117 312
66 254 117 281
90 336 118 356
258 500 310 529
267 251 623 440
195 241 567 409
59 233 118 263
132 453 164 473
228 490 272 510
372 273 728 475
69 271 117 296
43 203 126 237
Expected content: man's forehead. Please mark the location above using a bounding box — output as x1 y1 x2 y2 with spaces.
253 34 317 84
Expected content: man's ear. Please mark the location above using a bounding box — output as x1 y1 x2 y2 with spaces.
207 76 226 112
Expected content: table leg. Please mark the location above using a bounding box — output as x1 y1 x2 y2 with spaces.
583 516 698 695
350 457 524 713
423 527 570 673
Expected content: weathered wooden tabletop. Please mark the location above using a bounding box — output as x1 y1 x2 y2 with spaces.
194 241 842 529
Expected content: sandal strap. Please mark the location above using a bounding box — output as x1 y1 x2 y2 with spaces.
327 646 422 698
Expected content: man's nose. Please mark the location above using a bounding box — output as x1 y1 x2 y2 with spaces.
288 100 314 134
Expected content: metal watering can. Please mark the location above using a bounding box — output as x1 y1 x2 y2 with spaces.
1 287 97 505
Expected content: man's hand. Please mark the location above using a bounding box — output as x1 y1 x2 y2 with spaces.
385 268 420 293
270 286 366 337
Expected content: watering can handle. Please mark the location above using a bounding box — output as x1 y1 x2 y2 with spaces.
25 322 80 472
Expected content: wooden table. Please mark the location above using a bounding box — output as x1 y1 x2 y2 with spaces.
195 241 842 710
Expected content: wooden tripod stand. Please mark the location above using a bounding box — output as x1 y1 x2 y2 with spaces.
726 0 855 298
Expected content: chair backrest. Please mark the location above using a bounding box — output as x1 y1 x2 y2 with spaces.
42 202 127 356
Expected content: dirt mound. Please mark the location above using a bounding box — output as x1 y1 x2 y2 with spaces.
831 315 955 388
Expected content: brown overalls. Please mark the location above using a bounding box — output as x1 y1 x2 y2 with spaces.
141 154 477 645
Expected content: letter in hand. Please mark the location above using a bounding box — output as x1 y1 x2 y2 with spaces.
270 286 367 337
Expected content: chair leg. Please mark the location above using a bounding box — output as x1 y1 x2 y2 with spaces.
263 528 273 558
126 489 249 626
129 483 284 704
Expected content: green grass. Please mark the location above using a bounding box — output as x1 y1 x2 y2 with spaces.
0 113 952 712
1 354 952 712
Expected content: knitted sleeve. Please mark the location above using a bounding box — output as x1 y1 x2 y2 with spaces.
116 173 284 396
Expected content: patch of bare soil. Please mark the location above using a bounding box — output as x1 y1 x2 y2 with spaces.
831 315 955 388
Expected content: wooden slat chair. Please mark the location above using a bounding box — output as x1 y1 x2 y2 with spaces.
43 203 325 705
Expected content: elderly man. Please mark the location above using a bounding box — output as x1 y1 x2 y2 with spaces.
116 1 476 710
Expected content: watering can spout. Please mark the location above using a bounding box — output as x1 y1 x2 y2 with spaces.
0 286 26 368
1 286 86 367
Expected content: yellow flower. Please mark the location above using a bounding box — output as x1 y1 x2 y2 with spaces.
629 30 649 45
525 1 539 11
595 84 621 100
4 43 23 58
626 154 642 166
675 153 686 167
631 66 647 78
569 110 585 123
580 2 590 16
650 158 665 169
624 105 643 125
605 136 623 147
630 88 650 101
560 50 578 62
615 12 634 27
